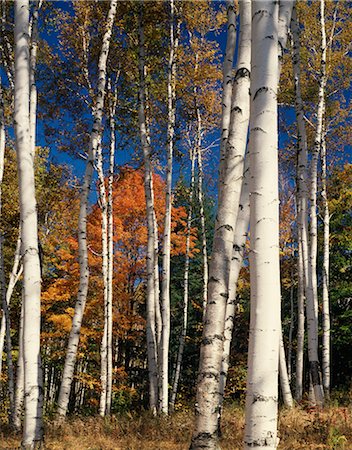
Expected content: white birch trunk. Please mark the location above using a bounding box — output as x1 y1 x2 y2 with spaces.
160 0 179 414
190 4 249 448
295 239 305 402
321 133 330 399
169 146 196 414
244 2 280 449
106 77 118 415
14 299 24 432
219 0 237 179
219 157 250 407
279 332 293 408
306 0 326 407
0 232 22 377
138 9 158 415
292 5 308 403
14 1 43 445
217 0 252 417
0 234 15 421
56 0 118 418
29 0 41 160
196 124 208 319
96 131 109 417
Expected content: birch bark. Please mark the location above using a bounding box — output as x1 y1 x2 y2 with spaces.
97 133 109 418
138 8 159 415
244 2 280 449
14 0 43 445
219 158 250 406
14 300 24 432
292 5 308 403
219 0 237 178
106 77 118 415
169 146 196 413
0 232 22 377
279 332 293 408
159 0 179 414
321 132 330 398
218 0 252 415
306 0 326 406
56 0 118 418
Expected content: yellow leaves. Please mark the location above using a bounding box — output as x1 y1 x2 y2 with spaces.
47 313 72 332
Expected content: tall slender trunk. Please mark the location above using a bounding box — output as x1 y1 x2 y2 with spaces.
138 8 158 415
14 1 43 445
306 0 327 407
160 0 179 414
287 265 295 382
292 5 308 403
321 132 330 399
106 77 118 415
0 232 22 378
244 3 280 449
191 4 251 448
219 157 250 407
219 0 252 398
279 331 293 408
14 298 24 432
219 0 237 179
29 0 41 160
56 0 118 418
97 131 109 418
196 119 208 319
296 239 305 401
0 234 15 422
169 146 196 413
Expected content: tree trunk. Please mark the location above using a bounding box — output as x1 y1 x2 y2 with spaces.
159 0 179 414
190 3 251 448
138 8 159 415
196 117 208 319
279 332 293 408
0 234 15 422
169 146 196 414
219 0 237 179
321 132 330 399
306 0 326 407
29 0 41 159
217 0 252 420
96 129 109 417
56 0 118 418
14 1 43 445
292 5 308 403
106 76 118 415
14 298 24 432
0 231 22 378
244 2 280 449
219 156 250 409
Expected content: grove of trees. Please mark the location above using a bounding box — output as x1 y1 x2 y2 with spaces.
0 1 351 449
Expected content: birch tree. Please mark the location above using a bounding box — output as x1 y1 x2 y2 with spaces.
306 0 327 407
138 7 159 415
14 0 43 445
56 0 118 418
169 144 196 413
190 6 251 449
292 4 308 403
160 0 179 414
243 2 280 448
321 131 330 398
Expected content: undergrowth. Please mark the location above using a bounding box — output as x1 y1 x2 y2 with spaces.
1 403 351 449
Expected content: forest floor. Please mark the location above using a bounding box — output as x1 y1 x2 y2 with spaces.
1 403 351 449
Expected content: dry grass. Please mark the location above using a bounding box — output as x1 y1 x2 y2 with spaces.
1 404 351 449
